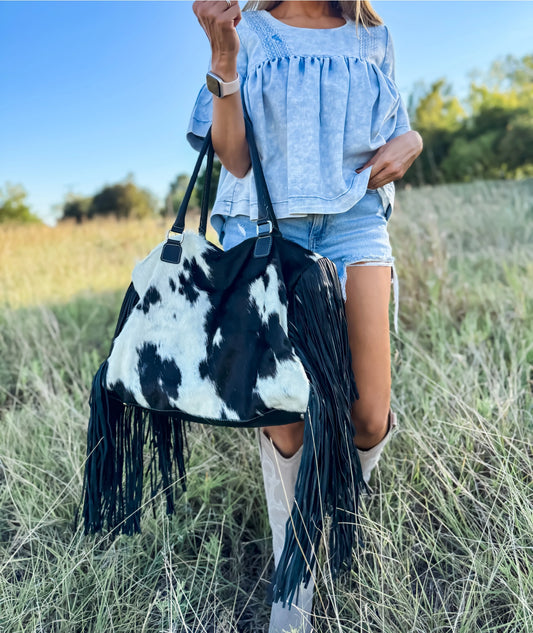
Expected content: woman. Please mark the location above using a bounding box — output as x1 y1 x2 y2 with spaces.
189 1 423 631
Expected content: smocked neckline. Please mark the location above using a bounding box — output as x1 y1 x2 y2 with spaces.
262 9 351 32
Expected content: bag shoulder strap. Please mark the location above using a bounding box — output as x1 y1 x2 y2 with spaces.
161 93 280 263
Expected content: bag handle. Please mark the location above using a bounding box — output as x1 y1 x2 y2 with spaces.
241 98 281 233
167 127 213 239
161 95 280 263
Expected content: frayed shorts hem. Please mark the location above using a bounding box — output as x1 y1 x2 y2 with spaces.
340 258 399 335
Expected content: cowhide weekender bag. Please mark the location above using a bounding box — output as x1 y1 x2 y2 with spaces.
74 103 370 607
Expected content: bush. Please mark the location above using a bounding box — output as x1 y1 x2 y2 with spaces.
0 182 42 224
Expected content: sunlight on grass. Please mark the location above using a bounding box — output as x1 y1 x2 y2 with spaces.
0 212 220 309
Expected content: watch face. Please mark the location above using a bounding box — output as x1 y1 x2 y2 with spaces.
206 73 221 98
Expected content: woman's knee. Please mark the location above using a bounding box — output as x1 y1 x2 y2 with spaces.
260 421 305 458
351 400 390 438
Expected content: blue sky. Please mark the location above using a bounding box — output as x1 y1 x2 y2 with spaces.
1 1 532 224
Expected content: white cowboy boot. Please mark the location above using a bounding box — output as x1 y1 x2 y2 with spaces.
356 409 399 486
256 427 315 633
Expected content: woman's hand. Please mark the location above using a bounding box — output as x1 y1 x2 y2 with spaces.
192 0 242 78
356 130 423 189
191 1 250 178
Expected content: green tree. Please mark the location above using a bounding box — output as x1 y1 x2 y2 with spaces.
0 183 42 224
415 78 466 132
408 78 467 186
462 54 533 179
86 175 157 220
61 194 92 224
59 174 158 222
409 53 533 185
88 182 153 220
497 110 533 176
467 53 532 114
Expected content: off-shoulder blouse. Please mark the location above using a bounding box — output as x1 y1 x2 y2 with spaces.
186 9 412 227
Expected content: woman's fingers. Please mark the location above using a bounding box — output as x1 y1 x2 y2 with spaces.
358 131 422 188
192 0 242 57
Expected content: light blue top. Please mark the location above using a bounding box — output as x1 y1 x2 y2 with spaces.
186 9 412 227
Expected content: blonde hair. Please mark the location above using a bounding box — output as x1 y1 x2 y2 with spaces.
241 1 384 33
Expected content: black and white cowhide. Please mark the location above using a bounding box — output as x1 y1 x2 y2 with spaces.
106 230 313 423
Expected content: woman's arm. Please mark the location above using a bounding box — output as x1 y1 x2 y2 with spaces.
356 131 423 189
192 1 251 178
210 57 251 179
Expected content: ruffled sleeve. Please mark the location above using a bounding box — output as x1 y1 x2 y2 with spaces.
186 34 249 152
381 25 412 140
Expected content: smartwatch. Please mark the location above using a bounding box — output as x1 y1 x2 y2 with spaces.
206 71 240 98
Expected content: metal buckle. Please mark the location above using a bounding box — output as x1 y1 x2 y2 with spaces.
166 230 184 243
256 220 272 237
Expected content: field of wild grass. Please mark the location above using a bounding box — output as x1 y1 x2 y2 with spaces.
0 179 532 633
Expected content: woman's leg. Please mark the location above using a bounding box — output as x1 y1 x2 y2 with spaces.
262 263 392 454
344 263 392 448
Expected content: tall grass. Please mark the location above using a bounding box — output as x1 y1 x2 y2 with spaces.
0 179 532 632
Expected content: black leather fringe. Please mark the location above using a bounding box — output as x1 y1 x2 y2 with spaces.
75 361 189 538
268 257 371 608
73 282 189 538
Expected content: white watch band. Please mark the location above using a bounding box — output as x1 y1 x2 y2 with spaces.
206 71 240 98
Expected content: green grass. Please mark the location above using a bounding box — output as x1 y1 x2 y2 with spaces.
0 179 532 632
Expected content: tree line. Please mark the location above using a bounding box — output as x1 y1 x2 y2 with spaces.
405 53 532 186
1 53 531 224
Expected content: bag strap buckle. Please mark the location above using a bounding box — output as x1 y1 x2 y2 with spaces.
254 220 274 258
256 220 272 237
166 230 184 243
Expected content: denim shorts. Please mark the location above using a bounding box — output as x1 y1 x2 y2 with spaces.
211 189 400 333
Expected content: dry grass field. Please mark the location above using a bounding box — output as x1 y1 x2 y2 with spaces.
0 210 219 309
